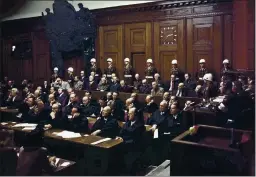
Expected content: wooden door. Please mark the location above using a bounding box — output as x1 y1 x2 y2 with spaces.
124 23 152 79
99 25 123 77
154 20 185 81
187 16 222 79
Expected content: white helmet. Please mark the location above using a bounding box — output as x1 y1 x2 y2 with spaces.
203 73 213 82
124 58 130 62
223 59 229 64
80 71 84 74
172 59 178 65
68 67 74 72
146 58 153 63
53 67 58 71
199 59 206 64
107 58 112 62
90 58 96 63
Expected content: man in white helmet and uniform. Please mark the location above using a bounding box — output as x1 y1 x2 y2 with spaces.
104 58 117 82
221 59 233 80
196 59 208 81
67 67 74 87
89 58 102 83
202 73 218 100
123 58 134 86
145 58 157 83
171 59 183 81
51 67 59 83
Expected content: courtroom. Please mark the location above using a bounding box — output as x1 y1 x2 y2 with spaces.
0 0 254 176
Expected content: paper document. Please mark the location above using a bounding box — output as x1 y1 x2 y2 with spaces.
12 123 38 127
91 138 111 145
53 131 81 139
213 96 225 103
60 162 70 167
55 158 60 166
84 134 89 136
1 122 8 125
153 129 159 139
22 127 36 131
16 113 22 118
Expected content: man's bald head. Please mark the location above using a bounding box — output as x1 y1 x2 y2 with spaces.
159 100 168 112
102 106 111 117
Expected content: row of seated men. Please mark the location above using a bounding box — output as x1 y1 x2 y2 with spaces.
1 87 186 174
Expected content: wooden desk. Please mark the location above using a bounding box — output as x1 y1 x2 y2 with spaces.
0 108 18 122
0 121 123 175
171 125 252 175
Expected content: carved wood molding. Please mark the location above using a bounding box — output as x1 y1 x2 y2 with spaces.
93 0 233 25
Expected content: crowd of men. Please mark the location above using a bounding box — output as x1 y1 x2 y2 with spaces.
0 57 255 174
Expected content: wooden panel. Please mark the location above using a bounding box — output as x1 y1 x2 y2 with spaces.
223 15 233 62
124 22 152 75
160 51 177 81
132 53 146 78
99 25 123 77
154 20 185 79
187 16 222 79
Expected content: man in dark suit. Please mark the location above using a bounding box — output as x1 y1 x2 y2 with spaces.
63 93 79 116
116 107 146 175
80 96 96 117
139 79 151 94
165 74 178 93
120 80 133 93
90 106 120 138
184 73 196 90
4 88 22 109
143 95 158 114
146 100 168 130
110 76 121 92
57 88 68 107
111 92 125 121
64 107 89 133
175 83 188 97
42 81 50 95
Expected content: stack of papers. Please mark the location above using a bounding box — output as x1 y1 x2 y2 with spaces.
60 162 70 167
1 122 8 125
22 127 36 131
12 123 37 128
212 96 225 103
53 131 82 139
91 138 111 145
153 129 159 139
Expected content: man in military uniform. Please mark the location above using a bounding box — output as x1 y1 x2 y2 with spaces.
221 59 233 80
123 58 134 86
67 67 74 87
104 58 117 82
171 59 183 82
51 67 59 83
89 58 102 84
145 58 157 83
196 59 208 80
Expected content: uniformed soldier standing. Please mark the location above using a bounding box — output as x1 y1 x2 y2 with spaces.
104 58 117 82
67 67 74 87
171 59 183 81
145 58 157 83
89 58 102 83
51 67 59 83
123 58 134 86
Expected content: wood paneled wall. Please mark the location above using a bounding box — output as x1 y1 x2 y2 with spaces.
95 1 235 81
0 0 254 84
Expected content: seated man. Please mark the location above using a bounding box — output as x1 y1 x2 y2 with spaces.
73 76 83 90
4 88 22 109
109 76 121 92
120 80 133 93
162 92 170 102
64 107 89 133
116 107 146 175
57 88 68 107
168 96 178 109
111 92 125 121
80 96 96 117
91 106 120 138
130 93 142 111
165 74 178 93
95 96 107 117
16 125 54 176
184 73 196 90
63 93 79 117
151 81 164 96
139 79 151 94
146 100 168 132
143 95 158 114
97 77 109 91
26 100 51 124
45 94 58 111
175 83 188 97
133 74 142 92
88 75 97 91
45 103 64 129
